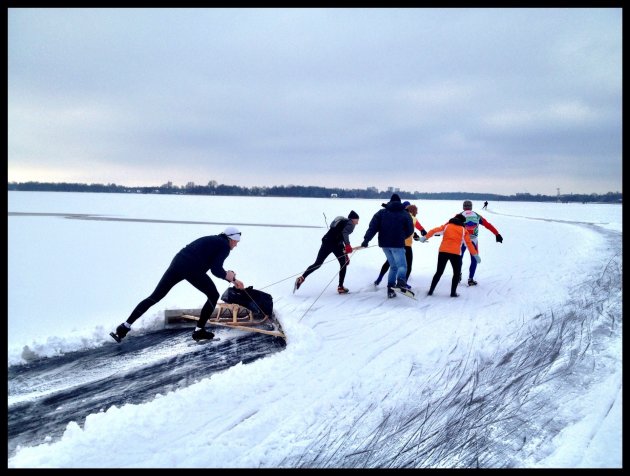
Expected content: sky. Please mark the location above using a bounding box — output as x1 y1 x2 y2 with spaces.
7 191 622 468
7 8 622 196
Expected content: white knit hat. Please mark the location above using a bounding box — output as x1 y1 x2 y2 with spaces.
223 226 241 242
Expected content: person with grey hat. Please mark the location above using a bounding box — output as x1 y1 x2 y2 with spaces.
110 226 245 343
458 200 503 286
361 194 414 299
294 210 360 294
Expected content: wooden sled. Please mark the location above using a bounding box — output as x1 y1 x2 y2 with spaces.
165 303 286 340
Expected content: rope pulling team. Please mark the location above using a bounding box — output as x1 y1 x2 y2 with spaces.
110 196 502 343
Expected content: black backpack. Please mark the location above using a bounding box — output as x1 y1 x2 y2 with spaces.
221 286 274 318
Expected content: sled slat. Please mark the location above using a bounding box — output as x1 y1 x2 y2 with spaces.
180 314 285 339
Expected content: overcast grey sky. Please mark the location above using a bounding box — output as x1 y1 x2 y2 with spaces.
8 8 622 195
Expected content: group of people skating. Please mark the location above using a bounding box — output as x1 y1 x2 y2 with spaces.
294 195 502 300
111 197 502 343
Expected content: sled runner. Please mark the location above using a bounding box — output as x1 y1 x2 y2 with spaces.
166 308 285 339
165 302 269 326
165 287 285 339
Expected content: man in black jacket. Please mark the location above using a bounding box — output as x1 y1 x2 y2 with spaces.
294 210 360 294
111 226 245 343
361 194 414 298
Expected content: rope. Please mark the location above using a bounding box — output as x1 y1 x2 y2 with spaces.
297 251 352 323
257 244 379 291
294 245 379 322
257 255 348 291
238 244 378 323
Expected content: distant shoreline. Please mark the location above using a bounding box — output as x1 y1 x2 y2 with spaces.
7 183 622 204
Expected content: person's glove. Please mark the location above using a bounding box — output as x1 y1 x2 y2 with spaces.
345 244 353 255
496 234 503 243
474 254 481 263
418 236 427 243
420 229 427 236
361 241 369 248
413 232 420 241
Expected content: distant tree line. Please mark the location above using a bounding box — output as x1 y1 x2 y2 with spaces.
7 181 622 203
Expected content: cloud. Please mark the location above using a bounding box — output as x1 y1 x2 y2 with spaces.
484 100 598 131
8 8 622 194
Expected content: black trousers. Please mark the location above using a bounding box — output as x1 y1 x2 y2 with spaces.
126 254 220 328
428 252 462 296
302 240 348 287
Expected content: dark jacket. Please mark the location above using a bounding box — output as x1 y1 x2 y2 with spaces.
362 200 413 248
176 234 231 279
322 216 355 246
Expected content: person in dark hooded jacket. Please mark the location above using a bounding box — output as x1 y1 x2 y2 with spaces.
361 194 414 298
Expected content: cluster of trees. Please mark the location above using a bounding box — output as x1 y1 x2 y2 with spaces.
7 181 622 203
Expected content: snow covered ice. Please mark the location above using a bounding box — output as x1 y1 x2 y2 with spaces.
7 192 622 468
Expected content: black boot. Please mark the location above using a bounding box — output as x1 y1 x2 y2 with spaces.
110 323 130 343
192 328 215 341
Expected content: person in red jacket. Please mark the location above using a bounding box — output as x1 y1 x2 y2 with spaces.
419 214 480 297
459 200 503 286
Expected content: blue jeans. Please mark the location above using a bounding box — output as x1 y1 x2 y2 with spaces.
382 247 407 287
460 240 479 279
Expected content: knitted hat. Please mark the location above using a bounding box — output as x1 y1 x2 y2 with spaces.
348 210 359 220
402 201 410 208
453 214 465 224
390 193 401 202
223 226 241 242
463 200 473 210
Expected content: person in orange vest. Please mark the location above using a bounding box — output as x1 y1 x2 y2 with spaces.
419 214 479 297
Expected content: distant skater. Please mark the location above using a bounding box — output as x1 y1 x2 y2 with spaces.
294 210 360 294
483 201 488 210
420 214 480 297
111 227 245 343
